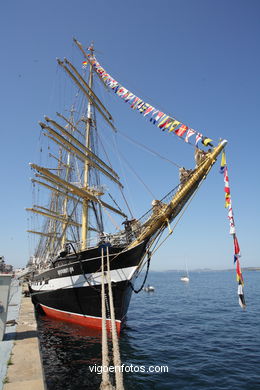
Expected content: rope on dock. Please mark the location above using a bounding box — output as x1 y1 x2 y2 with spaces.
99 246 124 390
106 247 124 390
100 248 114 390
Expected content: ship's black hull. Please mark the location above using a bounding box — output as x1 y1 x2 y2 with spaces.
29 241 147 332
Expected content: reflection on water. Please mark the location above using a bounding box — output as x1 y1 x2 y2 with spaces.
37 315 144 389
37 315 104 389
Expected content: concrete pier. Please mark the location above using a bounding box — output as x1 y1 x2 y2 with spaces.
2 284 45 390
0 279 21 388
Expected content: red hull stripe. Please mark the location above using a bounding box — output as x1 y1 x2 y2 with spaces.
40 304 121 334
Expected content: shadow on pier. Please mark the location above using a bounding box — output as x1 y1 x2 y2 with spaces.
4 330 38 341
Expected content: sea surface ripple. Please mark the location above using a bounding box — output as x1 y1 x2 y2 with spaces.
37 270 260 389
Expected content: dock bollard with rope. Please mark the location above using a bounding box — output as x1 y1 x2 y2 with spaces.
100 245 124 390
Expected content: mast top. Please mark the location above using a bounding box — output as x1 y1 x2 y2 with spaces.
88 41 94 54
73 38 94 59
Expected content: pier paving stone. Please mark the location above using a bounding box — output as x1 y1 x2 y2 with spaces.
3 292 45 390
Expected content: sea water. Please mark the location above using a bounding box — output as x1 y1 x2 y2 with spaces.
37 270 260 390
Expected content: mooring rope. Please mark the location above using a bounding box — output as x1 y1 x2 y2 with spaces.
129 252 151 294
100 248 114 390
106 247 124 390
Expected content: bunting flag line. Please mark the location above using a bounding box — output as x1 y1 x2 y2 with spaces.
86 54 214 149
220 152 246 309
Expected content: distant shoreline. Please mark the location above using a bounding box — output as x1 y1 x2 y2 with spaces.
242 267 260 271
149 267 260 272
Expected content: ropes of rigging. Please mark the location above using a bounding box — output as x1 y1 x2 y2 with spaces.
114 149 157 199
30 174 200 295
117 129 182 169
96 128 134 219
30 168 204 295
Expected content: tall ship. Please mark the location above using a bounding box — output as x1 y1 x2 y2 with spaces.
27 39 227 332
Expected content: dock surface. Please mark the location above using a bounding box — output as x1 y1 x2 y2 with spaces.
2 284 45 390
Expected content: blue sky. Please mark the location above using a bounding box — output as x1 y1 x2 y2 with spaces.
1 0 259 271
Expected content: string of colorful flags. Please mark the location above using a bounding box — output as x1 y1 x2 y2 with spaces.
85 56 213 149
220 152 246 309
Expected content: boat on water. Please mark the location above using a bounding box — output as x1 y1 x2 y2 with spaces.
143 285 155 292
26 39 227 333
180 261 189 282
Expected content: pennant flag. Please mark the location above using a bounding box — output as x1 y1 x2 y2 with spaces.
225 194 231 208
125 93 136 103
233 235 240 256
82 61 88 69
131 97 140 109
195 133 202 145
219 151 226 174
158 115 169 128
154 112 165 124
236 258 243 284
175 125 188 137
136 102 145 112
114 85 120 93
143 105 154 116
228 206 236 235
201 137 213 147
223 166 231 208
150 110 159 123
139 103 149 114
122 91 130 99
164 118 174 130
117 87 128 97
168 120 180 132
185 128 196 143
238 280 246 309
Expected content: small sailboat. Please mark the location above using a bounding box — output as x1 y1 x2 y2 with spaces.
143 285 155 292
180 262 189 282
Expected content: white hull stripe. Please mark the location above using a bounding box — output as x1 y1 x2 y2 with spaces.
31 265 138 291
41 304 121 323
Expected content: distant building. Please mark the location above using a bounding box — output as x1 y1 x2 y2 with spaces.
4 264 13 273
0 256 5 272
0 256 13 273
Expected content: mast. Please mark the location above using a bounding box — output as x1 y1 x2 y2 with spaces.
27 39 126 267
81 46 94 249
61 147 71 247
